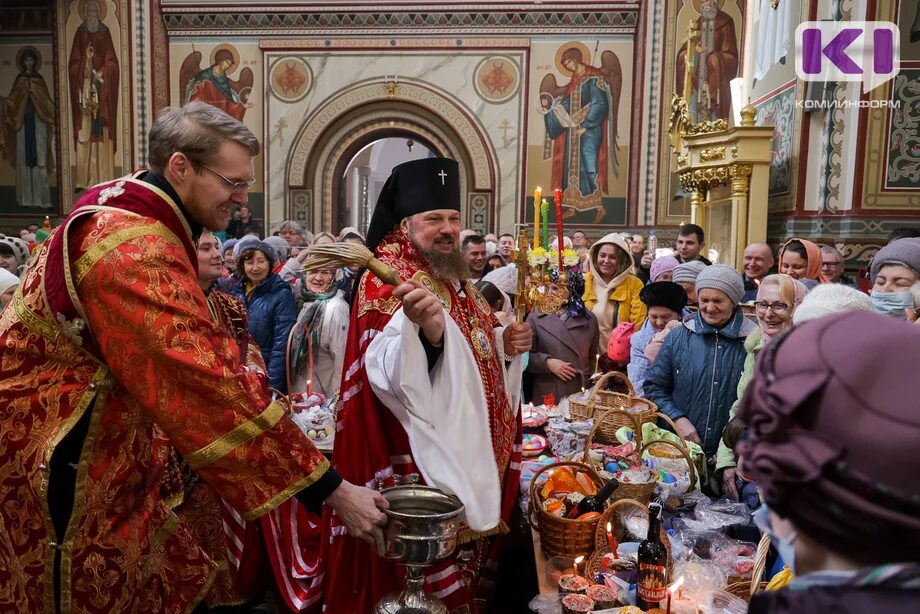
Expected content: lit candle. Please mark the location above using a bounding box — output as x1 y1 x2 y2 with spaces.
554 188 564 269
594 353 600 373
307 379 313 395
666 575 684 614
533 187 542 249
606 521 618 557
572 555 584 577
541 199 550 250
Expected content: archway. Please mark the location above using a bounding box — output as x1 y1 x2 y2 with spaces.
285 79 497 235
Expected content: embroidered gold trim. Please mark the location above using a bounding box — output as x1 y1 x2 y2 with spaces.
184 565 219 614
12 290 59 343
413 271 452 309
140 512 181 585
56 369 112 614
73 223 183 285
123 176 194 244
184 401 286 470
241 456 331 521
455 519 509 546
356 275 400 319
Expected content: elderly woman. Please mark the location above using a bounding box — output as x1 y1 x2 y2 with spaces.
527 270 599 402
231 240 297 393
0 268 18 311
649 255 680 284
628 282 687 396
644 265 757 465
779 238 825 288
671 259 707 311
739 311 920 613
715 274 806 498
287 267 350 397
868 237 920 319
583 232 647 354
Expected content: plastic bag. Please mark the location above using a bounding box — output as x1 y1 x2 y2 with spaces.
698 590 748 614
545 417 593 459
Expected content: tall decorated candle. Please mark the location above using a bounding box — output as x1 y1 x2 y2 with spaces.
533 186 542 249
554 188 564 270
541 199 550 250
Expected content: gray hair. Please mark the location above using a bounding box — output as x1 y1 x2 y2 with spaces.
278 220 304 235
820 245 843 257
147 101 259 174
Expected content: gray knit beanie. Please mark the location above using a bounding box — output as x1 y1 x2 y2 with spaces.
671 260 708 285
869 238 920 284
695 264 745 305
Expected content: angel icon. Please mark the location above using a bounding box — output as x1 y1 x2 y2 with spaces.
180 45 253 121
539 47 621 223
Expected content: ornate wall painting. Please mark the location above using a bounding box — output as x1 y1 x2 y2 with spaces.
58 0 132 203
268 56 311 104
754 84 796 198
474 56 521 105
0 43 56 213
526 39 633 228
656 0 745 226
179 43 254 121
884 68 920 191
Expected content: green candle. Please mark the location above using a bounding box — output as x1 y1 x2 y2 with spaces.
541 199 550 250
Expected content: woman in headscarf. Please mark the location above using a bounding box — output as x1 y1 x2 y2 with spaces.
739 311 920 613
582 232 646 354
779 238 826 288
527 268 599 403
287 267 350 398
868 237 920 320
715 274 806 499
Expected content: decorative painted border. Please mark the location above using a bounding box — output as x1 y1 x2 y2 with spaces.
161 10 639 35
752 80 797 202
260 37 531 50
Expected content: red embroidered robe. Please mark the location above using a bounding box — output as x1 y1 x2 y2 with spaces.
0 174 330 613
317 229 522 613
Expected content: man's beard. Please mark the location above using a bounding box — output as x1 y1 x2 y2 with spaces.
701 5 718 20
406 226 467 281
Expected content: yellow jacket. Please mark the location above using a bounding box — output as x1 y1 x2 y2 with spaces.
583 270 647 329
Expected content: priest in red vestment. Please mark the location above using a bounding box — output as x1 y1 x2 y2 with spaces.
0 102 387 613
317 158 531 613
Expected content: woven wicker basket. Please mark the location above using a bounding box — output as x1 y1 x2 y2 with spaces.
725 534 771 601
581 412 697 503
569 372 657 442
529 461 605 559
585 498 672 578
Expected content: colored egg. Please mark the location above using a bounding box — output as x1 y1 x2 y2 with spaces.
577 511 601 520
605 462 619 473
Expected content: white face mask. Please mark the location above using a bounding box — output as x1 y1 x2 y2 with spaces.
753 504 798 574
870 291 915 319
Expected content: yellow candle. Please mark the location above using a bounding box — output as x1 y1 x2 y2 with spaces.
533 186 542 249
594 353 600 373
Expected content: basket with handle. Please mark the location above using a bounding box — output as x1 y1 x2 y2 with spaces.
725 533 771 600
581 411 698 503
569 372 657 431
585 498 672 577
528 461 605 559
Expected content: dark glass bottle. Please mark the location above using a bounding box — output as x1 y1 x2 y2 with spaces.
567 477 619 518
636 502 668 610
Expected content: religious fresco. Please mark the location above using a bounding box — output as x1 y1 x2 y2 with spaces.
656 0 745 226
526 40 632 228
179 43 254 121
754 84 795 197
269 56 311 104
57 0 131 203
0 44 56 213
474 56 520 105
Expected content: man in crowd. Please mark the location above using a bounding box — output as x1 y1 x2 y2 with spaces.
741 242 775 302
0 102 387 613
629 233 650 283
675 223 713 265
821 245 859 289
320 157 531 612
463 233 491 283
225 203 257 238
498 232 515 260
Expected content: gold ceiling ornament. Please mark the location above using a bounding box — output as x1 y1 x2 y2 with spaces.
700 146 726 162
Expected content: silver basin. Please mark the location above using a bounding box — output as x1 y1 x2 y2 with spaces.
380 485 465 567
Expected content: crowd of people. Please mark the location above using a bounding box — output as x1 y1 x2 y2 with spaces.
1 102 919 613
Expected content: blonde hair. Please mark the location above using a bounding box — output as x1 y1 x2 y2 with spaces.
758 273 799 308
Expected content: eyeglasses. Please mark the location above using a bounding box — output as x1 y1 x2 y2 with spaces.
754 301 789 313
821 261 843 268
199 164 255 193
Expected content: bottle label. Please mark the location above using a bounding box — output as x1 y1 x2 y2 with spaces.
637 563 668 603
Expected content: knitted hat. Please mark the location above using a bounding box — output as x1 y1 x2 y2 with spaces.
338 226 366 243
0 236 29 266
222 238 238 256
792 283 872 324
695 264 745 305
235 239 277 268
649 255 680 283
671 259 707 285
640 281 688 314
263 235 291 261
233 236 261 260
869 237 920 284
0 268 19 295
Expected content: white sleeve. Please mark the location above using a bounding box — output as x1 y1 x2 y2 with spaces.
279 257 302 282
493 324 523 419
365 308 501 532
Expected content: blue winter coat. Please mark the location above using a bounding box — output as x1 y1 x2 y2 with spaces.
232 273 297 393
643 309 757 456
627 317 657 397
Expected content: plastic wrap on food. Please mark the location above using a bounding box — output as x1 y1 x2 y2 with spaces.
698 589 748 614
545 417 594 459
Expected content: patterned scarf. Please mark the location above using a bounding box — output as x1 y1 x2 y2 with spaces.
288 282 338 386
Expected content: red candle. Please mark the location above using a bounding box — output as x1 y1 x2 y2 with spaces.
605 521 618 557
554 188 564 269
